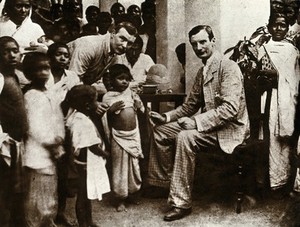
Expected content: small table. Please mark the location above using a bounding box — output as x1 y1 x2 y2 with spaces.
139 93 186 112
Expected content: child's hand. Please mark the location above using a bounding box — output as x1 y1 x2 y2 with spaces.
108 101 125 113
134 99 142 109
89 144 110 158
98 147 110 159
52 145 65 160
96 102 109 117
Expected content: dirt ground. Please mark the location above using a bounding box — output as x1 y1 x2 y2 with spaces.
60 189 295 227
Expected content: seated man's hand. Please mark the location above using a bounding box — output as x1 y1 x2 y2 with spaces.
149 111 166 125
108 101 125 113
96 102 109 116
177 117 197 130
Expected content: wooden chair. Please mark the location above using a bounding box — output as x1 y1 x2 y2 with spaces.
195 74 274 213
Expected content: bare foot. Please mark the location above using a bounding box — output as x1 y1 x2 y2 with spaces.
55 214 78 226
116 202 127 212
126 196 141 205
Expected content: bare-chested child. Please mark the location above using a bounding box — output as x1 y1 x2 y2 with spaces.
102 64 144 212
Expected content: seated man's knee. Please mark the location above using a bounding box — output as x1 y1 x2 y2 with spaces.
177 130 195 142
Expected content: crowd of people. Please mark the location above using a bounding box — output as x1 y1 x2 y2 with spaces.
0 0 300 226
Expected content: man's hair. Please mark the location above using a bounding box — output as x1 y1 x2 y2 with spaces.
108 64 133 81
65 84 97 111
188 25 214 41
0 36 19 52
22 52 49 81
47 42 69 58
114 21 138 36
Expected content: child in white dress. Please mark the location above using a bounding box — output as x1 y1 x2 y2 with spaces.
65 84 110 227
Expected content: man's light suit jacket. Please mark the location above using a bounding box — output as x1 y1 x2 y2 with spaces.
166 52 250 154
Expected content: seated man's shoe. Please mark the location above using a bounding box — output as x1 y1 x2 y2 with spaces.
163 207 192 221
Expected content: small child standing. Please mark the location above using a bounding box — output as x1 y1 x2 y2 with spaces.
22 52 65 227
65 85 110 227
102 64 144 212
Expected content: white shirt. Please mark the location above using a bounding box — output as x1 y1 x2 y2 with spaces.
24 89 65 170
0 16 44 52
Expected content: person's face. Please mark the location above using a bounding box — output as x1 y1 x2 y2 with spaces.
111 28 136 55
286 6 297 24
33 60 51 85
86 9 99 24
98 20 111 35
87 94 98 113
190 29 215 61
112 6 125 18
126 41 141 62
0 41 21 69
52 5 63 20
51 47 70 70
12 0 31 25
128 6 141 17
269 17 288 41
271 0 285 13
112 73 131 92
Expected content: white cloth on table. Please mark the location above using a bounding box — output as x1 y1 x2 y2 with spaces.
66 111 110 200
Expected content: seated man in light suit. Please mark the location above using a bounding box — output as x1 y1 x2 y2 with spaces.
148 25 250 221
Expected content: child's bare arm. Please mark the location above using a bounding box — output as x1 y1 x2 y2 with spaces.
89 144 110 158
133 93 145 113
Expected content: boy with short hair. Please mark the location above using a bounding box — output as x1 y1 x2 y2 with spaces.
22 52 65 227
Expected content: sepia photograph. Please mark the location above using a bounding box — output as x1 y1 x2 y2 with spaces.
0 0 299 226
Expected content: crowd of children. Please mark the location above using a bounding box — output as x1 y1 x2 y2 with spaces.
0 32 151 227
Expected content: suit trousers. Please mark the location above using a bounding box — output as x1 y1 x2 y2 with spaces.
148 121 220 208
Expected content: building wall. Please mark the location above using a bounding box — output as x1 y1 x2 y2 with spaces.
220 0 270 53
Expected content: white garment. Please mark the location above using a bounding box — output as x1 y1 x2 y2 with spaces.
46 69 81 104
68 34 112 80
258 40 299 188
24 89 65 170
262 41 299 137
0 16 44 52
66 111 110 200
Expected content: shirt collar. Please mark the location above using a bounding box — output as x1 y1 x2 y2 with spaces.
203 51 219 76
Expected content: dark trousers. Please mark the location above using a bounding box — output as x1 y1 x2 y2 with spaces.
0 145 25 227
76 164 92 227
57 154 69 217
